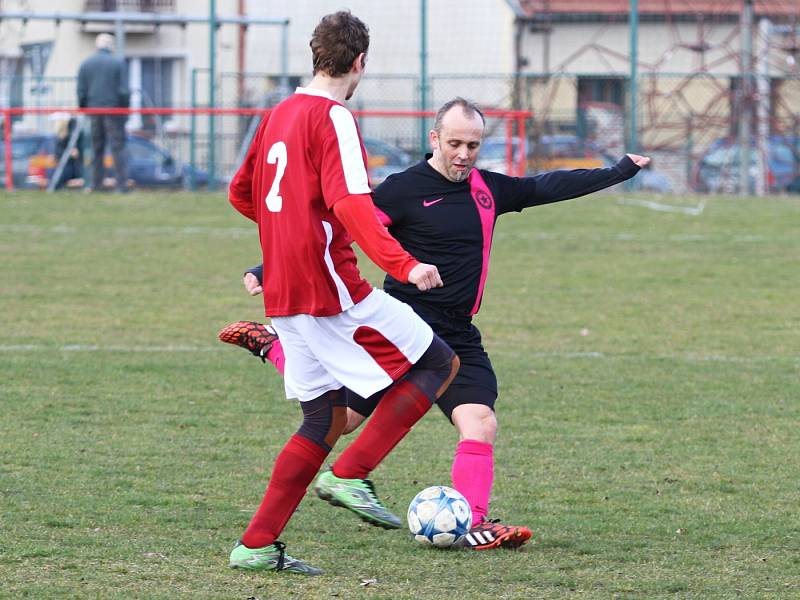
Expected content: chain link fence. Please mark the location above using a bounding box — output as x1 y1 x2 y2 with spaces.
4 69 800 193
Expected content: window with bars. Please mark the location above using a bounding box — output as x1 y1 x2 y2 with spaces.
83 0 176 13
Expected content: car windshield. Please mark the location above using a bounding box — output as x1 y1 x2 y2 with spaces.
703 141 794 168
127 138 163 161
4 137 45 160
770 143 794 166
702 145 738 167
363 138 411 166
480 138 521 161
536 136 584 157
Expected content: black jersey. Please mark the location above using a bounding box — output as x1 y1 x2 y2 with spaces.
374 155 640 320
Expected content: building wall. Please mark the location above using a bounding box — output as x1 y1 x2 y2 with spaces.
242 0 516 111
0 0 516 108
520 21 746 75
244 1 514 80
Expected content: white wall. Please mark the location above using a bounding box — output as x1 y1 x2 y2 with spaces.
244 1 514 79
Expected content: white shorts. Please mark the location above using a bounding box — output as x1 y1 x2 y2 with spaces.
272 289 434 402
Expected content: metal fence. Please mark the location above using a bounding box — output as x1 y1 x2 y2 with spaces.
1 106 531 193
3 70 800 194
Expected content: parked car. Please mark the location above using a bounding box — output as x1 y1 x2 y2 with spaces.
787 174 800 194
475 136 527 175
2 132 206 189
363 136 413 186
123 134 208 188
634 165 674 193
0 133 52 188
528 134 610 173
692 136 798 194
476 134 616 176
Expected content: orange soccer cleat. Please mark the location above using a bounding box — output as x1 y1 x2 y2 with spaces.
463 518 532 550
218 321 279 363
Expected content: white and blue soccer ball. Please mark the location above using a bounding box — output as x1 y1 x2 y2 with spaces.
407 485 472 548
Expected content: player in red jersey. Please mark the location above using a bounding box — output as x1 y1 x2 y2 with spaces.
223 97 651 553
226 12 459 575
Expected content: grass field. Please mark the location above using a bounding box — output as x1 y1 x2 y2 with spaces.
1 190 799 599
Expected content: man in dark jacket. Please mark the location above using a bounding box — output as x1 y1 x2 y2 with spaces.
77 33 129 193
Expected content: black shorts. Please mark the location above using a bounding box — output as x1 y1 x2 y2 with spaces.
346 303 497 421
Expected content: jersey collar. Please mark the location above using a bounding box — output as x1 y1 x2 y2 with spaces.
295 86 334 100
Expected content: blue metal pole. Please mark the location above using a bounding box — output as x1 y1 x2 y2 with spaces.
208 0 217 191
419 0 428 155
628 0 638 155
626 0 639 191
190 68 197 191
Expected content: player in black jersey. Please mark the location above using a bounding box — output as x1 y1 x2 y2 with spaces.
221 97 649 550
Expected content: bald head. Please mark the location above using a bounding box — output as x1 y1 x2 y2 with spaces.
428 99 485 182
96 33 115 51
432 97 485 135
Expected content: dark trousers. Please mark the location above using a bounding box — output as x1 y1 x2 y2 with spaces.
89 114 128 191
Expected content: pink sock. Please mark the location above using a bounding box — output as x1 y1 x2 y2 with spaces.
266 339 285 374
451 439 494 526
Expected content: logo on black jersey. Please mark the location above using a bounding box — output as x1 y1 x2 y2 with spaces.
423 197 444 207
475 190 493 210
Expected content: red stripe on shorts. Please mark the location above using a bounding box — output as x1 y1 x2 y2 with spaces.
353 326 412 380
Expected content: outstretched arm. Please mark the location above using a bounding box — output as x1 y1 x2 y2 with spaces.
626 153 650 168
509 153 649 211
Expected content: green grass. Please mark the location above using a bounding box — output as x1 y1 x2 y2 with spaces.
1 190 799 599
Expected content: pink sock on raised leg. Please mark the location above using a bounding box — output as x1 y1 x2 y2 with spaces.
266 340 285 374
451 439 494 526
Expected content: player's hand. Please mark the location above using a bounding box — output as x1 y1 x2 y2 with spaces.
408 263 443 291
626 153 651 168
243 272 263 296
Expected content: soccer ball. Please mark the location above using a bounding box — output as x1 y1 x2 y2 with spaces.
407 485 472 548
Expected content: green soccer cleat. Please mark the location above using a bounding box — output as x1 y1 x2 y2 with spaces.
314 468 401 529
229 540 323 576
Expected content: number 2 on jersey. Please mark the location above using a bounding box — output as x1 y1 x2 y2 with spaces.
265 141 287 212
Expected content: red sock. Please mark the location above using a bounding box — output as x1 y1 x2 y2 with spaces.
333 380 432 479
241 434 328 548
451 439 494 526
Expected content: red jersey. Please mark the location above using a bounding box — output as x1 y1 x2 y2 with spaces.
229 88 377 317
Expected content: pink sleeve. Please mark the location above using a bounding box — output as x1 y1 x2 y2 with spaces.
374 207 392 226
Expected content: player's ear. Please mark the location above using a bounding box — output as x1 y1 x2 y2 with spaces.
428 129 439 151
352 52 367 74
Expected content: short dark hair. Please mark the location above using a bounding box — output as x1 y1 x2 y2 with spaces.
310 11 370 77
433 97 486 133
